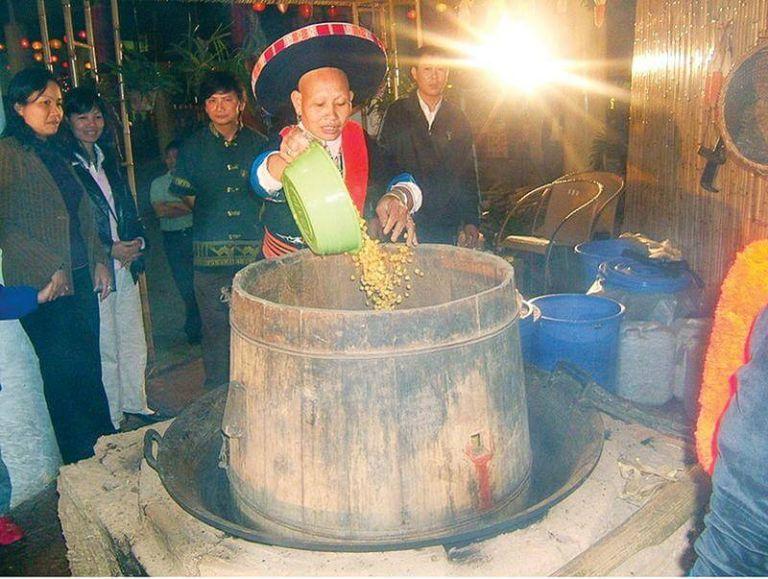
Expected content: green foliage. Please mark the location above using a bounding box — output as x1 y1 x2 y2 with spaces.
170 24 249 104
105 49 177 96
365 70 415 118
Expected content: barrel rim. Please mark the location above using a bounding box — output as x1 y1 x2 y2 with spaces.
574 238 638 258
530 293 626 324
232 245 517 318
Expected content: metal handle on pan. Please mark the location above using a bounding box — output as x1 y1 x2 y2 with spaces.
143 428 163 471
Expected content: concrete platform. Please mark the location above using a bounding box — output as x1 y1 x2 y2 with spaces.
58 412 702 576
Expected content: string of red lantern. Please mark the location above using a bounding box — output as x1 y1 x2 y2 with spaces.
248 2 364 21
19 34 81 49
299 3 313 19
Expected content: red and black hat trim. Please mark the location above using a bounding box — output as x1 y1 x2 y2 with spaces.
251 23 387 115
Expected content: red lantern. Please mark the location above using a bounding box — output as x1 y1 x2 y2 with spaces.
406 8 416 20
31 40 43 51
77 30 88 41
20 37 30 49
61 60 69 68
326 4 339 18
299 3 313 19
252 1 267 11
33 52 44 62
51 54 59 63
276 2 289 13
0 42 6 52
63 34 68 44
434 2 448 12
50 38 63 50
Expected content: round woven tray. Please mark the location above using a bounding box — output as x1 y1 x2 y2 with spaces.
719 43 768 174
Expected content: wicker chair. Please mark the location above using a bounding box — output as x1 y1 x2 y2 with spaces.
495 179 604 291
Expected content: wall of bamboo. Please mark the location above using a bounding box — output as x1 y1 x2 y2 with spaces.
626 0 768 310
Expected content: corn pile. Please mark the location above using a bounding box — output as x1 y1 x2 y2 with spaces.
350 220 423 310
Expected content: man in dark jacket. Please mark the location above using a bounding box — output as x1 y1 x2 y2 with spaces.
378 45 481 247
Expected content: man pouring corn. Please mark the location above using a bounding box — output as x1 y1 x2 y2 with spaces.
250 23 421 258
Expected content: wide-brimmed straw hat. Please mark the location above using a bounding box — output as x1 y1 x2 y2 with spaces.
251 22 387 115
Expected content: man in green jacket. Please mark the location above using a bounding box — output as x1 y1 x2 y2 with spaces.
170 71 267 389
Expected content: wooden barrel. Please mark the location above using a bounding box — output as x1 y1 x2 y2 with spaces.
224 245 531 543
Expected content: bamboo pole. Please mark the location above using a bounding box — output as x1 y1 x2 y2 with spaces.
61 0 79 86
351 1 369 132
37 0 53 72
110 0 156 367
379 3 387 47
83 0 100 83
387 0 399 99
414 0 423 48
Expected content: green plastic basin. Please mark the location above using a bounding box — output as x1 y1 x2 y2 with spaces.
281 141 363 255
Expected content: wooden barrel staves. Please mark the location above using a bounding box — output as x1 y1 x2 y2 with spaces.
224 245 532 544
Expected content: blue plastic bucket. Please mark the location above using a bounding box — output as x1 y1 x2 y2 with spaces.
574 239 637 290
598 258 694 294
529 294 625 391
518 300 540 363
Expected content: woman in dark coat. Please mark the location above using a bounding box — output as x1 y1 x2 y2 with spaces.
62 87 154 430
0 68 115 464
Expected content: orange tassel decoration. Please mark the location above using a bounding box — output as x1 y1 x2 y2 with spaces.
696 240 768 474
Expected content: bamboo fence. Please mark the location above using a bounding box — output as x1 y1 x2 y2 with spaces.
626 0 768 310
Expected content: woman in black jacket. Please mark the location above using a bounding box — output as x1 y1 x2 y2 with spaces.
62 87 155 430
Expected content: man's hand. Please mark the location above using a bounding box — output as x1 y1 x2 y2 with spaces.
266 126 314 181
375 195 418 247
111 239 143 266
279 126 313 165
457 224 481 249
93 263 113 302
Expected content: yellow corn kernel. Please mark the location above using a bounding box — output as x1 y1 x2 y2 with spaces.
349 217 419 310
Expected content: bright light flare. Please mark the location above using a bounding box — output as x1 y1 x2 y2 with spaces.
468 18 563 92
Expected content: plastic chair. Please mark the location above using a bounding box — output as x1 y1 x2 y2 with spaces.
495 179 604 291
554 171 625 238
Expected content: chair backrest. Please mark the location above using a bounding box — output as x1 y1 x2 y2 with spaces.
531 179 603 245
555 171 625 238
